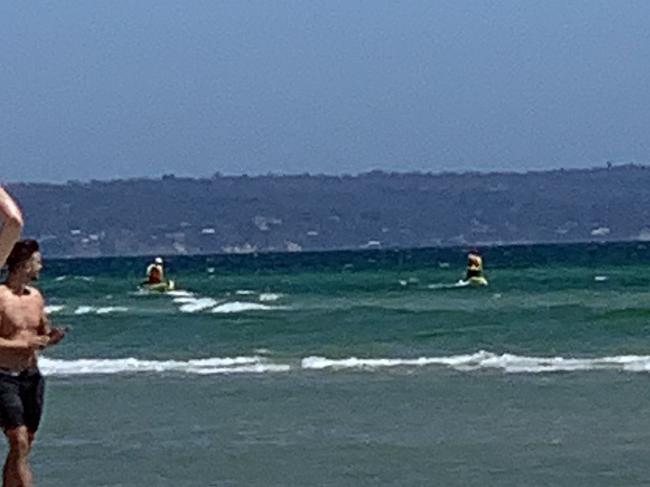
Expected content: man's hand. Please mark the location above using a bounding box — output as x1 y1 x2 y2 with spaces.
47 326 68 346
25 335 50 350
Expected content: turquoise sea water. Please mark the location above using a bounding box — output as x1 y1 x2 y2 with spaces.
12 243 650 485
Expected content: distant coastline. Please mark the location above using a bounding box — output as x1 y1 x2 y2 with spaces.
8 164 650 258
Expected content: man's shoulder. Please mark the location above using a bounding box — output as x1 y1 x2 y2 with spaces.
0 285 10 307
26 286 43 299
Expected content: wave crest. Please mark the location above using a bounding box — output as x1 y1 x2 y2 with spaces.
301 351 650 373
40 356 289 376
39 351 650 377
211 302 286 313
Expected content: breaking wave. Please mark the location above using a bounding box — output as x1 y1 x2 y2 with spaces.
38 351 650 377
211 302 287 313
74 306 129 315
40 356 289 376
301 350 650 374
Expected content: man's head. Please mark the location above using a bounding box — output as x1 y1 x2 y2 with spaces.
6 239 42 281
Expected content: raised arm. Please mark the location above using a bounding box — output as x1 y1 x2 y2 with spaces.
0 186 23 268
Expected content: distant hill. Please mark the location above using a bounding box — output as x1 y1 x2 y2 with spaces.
7 165 650 257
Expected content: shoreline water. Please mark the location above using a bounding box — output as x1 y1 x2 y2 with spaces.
12 242 650 485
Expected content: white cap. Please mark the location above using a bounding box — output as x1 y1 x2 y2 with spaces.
154 257 163 264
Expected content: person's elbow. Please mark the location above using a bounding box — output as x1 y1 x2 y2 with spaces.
4 211 23 232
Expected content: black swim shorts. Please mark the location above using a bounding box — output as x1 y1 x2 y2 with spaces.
0 368 44 432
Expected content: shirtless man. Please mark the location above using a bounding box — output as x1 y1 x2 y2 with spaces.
0 240 66 487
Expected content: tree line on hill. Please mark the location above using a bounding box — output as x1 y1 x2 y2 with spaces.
7 164 650 257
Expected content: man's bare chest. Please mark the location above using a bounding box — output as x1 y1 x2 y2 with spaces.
0 294 42 331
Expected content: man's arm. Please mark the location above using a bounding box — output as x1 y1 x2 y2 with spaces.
0 186 23 268
38 307 66 347
0 336 46 351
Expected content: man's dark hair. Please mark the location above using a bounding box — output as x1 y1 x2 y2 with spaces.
6 239 40 271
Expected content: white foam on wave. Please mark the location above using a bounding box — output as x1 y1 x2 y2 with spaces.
122 287 225 315
211 301 286 314
73 306 94 315
169 290 220 313
177 298 219 313
167 290 194 298
55 275 94 282
39 356 288 376
235 290 256 296
301 351 650 374
259 293 283 302
172 296 199 304
594 275 609 282
74 306 128 315
96 306 129 315
427 280 470 290
45 305 65 314
37 351 650 377
186 364 290 374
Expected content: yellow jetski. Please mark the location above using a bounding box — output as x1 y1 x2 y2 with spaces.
466 276 488 287
140 280 176 293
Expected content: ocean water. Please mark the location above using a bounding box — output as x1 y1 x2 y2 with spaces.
11 242 650 486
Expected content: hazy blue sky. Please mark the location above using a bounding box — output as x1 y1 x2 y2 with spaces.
2 1 649 182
